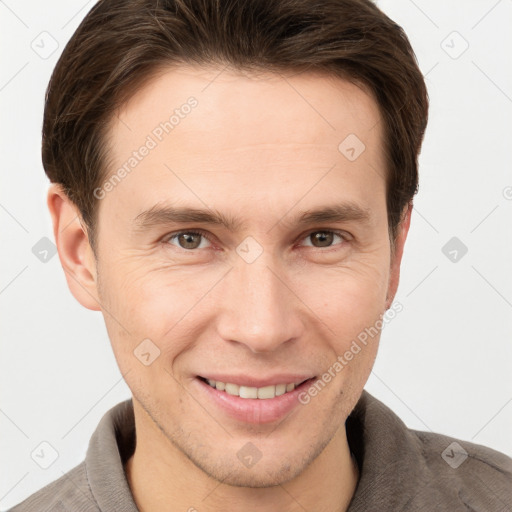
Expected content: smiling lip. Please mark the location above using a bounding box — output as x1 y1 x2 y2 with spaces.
194 375 315 424
198 374 313 388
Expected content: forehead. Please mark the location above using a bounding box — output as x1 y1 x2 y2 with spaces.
100 65 386 230
111 65 382 148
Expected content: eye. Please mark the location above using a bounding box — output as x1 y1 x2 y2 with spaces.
299 230 348 249
162 228 349 252
164 230 212 250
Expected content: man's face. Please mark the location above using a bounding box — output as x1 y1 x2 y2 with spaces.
91 66 405 486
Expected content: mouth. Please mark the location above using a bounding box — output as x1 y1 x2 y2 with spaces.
197 376 311 399
194 375 316 424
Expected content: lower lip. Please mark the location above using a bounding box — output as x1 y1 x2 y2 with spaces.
194 377 315 424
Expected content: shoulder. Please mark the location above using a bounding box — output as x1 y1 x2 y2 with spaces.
8 462 100 512
410 428 512 509
349 391 512 510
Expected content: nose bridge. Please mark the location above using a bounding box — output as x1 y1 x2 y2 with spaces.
216 250 303 353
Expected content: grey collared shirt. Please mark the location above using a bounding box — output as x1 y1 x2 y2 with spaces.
9 390 512 511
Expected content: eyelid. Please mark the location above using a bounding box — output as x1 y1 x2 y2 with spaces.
167 228 213 240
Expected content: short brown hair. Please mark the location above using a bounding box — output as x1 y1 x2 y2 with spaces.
43 0 428 253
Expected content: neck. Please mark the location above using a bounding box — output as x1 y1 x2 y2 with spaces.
125 400 359 512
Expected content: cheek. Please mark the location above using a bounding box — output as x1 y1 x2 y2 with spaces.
301 251 391 333
98 260 224 360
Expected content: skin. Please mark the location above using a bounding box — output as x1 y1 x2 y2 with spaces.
48 65 411 512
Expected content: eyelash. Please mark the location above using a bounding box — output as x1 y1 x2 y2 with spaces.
162 228 350 252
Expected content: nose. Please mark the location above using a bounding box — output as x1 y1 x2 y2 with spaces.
215 254 305 354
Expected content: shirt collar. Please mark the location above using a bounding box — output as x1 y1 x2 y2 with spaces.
85 390 427 511
345 390 427 510
86 397 138 512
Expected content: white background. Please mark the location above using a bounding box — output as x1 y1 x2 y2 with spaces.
1 0 511 509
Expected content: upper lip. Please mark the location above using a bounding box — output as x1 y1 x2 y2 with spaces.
198 374 315 387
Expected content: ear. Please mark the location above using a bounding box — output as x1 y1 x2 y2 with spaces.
47 183 101 311
385 201 413 310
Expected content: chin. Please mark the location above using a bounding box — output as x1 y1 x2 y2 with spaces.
196 457 303 488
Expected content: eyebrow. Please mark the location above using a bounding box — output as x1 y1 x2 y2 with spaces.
133 202 372 233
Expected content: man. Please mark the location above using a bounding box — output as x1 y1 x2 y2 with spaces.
10 0 511 510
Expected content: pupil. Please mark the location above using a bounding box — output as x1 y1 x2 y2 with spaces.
313 231 333 247
180 233 200 249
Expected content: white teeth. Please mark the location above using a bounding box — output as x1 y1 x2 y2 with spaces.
203 378 303 399
257 385 276 399
225 383 239 396
239 386 258 399
275 384 286 396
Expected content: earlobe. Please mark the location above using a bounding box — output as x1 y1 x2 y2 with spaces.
384 202 413 310
47 183 101 311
